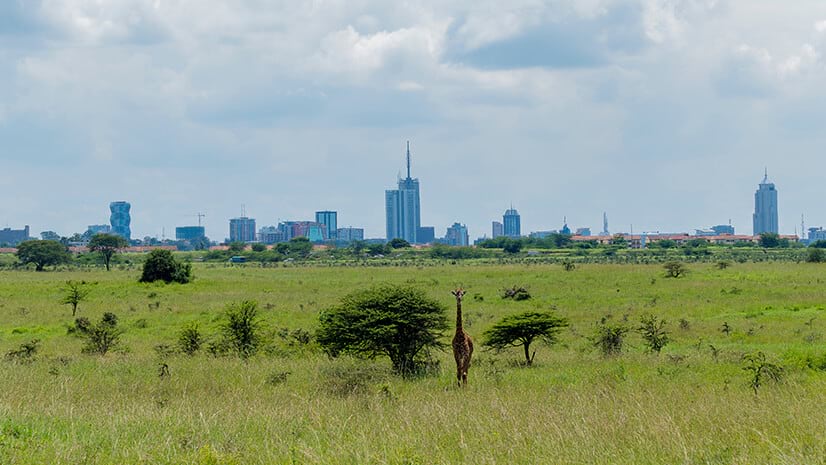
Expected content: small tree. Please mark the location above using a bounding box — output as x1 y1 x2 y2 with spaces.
483 311 568 366
716 260 732 270
61 280 91 316
88 233 128 271
16 240 71 271
503 239 523 254
663 261 687 278
561 260 576 271
742 351 783 394
317 284 448 375
388 238 411 249
250 243 267 252
637 314 669 354
591 321 628 356
220 300 262 358
139 249 192 284
758 232 781 248
78 312 123 355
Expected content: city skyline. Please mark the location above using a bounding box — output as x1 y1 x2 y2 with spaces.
3 2 826 239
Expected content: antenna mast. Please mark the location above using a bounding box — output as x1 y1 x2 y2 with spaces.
197 212 205 227
406 140 411 179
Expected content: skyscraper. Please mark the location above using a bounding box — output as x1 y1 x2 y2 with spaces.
229 217 256 242
109 201 131 240
753 170 778 235
503 206 520 237
445 222 469 246
600 212 610 236
385 142 421 243
315 211 338 240
492 221 504 238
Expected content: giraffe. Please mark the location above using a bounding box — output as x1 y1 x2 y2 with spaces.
451 288 473 387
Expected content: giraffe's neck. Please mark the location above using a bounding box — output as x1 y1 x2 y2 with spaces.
455 299 464 332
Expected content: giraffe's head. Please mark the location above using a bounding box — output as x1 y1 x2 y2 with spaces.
451 288 465 301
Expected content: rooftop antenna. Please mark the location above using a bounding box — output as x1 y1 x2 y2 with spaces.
802 214 806 240
197 212 205 227
406 140 411 179
763 167 768 183
241 204 246 218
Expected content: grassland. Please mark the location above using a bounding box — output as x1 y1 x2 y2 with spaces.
1 262 826 464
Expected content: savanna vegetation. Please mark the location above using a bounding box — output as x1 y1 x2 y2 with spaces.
1 259 826 464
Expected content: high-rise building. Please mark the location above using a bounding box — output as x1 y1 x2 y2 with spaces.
600 212 610 236
417 226 435 244
385 142 421 243
229 217 256 242
575 227 591 236
336 227 365 243
41 231 61 241
560 217 571 235
492 221 504 238
176 226 206 241
0 226 29 245
109 201 131 240
503 207 521 237
315 211 338 240
445 222 469 246
753 170 778 235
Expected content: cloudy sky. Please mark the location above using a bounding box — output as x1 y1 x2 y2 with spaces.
2 0 825 240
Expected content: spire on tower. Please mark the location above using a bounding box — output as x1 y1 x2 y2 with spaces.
406 140 411 179
763 167 768 183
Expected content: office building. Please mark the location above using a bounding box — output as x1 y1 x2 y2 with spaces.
503 207 521 237
416 226 435 244
753 170 778 235
109 201 131 240
712 224 735 235
229 217 256 243
492 221 504 238
176 226 206 241
575 227 591 236
337 227 365 243
315 211 338 240
809 227 826 243
600 212 610 236
385 142 421 243
0 226 29 245
445 222 469 247
560 217 571 235
258 226 285 244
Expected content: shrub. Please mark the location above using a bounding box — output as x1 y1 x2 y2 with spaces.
806 247 825 263
251 243 267 252
78 313 123 355
742 351 783 393
637 314 669 354
591 321 629 356
177 323 203 355
716 260 732 270
316 284 448 376
320 359 390 396
139 249 192 284
5 339 40 362
501 286 531 301
663 262 687 278
483 311 568 366
561 260 576 271
220 300 262 358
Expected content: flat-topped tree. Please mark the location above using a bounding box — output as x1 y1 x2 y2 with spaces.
88 234 128 271
16 240 71 271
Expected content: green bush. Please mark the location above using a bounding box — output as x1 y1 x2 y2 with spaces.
139 249 192 284
78 313 123 355
177 323 203 355
317 284 448 376
220 301 262 358
591 321 629 356
806 247 825 263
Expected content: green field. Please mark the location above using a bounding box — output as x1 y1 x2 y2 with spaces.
2 262 826 464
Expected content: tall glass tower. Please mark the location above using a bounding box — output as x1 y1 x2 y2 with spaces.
109 201 131 240
503 206 521 237
753 170 778 235
385 142 421 243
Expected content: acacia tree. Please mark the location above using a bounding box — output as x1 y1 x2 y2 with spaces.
16 240 71 271
317 284 448 375
637 314 669 354
139 249 192 284
88 234 128 271
483 311 568 366
61 280 92 316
